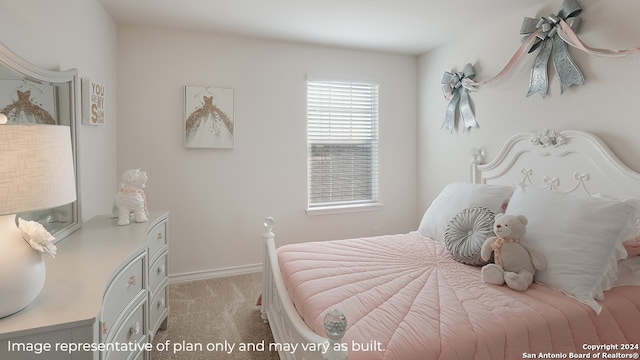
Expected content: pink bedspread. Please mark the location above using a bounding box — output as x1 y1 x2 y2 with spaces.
278 232 640 360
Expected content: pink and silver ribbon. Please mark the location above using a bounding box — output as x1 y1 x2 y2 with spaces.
441 63 478 133
558 20 640 58
520 0 584 97
442 0 640 106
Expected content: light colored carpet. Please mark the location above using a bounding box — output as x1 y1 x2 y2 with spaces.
151 272 279 360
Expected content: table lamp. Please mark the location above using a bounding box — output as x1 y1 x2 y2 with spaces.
0 113 76 318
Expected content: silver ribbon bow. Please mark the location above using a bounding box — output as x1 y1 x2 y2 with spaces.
441 63 478 133
521 0 584 97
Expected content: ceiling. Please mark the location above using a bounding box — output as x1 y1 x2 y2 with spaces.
98 0 543 55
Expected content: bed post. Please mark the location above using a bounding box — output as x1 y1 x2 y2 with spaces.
261 216 349 360
323 309 348 360
470 147 483 183
261 216 275 323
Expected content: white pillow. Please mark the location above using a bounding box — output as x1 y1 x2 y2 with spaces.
505 184 640 314
613 256 640 287
417 183 513 242
594 195 640 258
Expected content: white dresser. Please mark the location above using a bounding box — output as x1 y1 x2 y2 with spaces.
0 211 169 360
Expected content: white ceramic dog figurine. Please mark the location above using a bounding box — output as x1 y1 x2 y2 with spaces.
114 169 148 226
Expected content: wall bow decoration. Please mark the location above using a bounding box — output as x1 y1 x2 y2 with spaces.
441 63 478 133
437 0 640 132
521 0 584 97
459 0 640 97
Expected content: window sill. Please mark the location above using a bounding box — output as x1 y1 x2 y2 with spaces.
306 203 384 216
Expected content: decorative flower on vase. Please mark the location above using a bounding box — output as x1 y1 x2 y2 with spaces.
18 218 57 257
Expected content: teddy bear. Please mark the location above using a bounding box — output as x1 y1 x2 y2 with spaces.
114 169 149 226
480 213 545 291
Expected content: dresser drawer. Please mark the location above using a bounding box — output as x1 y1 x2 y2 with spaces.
148 251 168 293
101 253 145 338
147 220 167 260
103 298 147 360
149 285 169 338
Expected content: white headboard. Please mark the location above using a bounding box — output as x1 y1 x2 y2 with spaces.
471 129 640 200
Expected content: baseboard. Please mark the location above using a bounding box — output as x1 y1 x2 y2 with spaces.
169 263 262 283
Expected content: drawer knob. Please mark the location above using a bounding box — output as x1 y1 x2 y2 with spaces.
157 265 166 274
130 321 141 335
128 275 137 287
158 297 165 308
101 321 108 335
157 233 163 241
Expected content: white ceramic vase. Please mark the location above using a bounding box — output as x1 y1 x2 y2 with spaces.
0 215 46 318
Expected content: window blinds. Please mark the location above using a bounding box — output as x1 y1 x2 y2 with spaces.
307 79 379 209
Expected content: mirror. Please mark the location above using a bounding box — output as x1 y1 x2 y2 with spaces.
0 41 81 242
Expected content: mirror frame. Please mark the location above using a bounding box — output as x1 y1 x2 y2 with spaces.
0 41 81 242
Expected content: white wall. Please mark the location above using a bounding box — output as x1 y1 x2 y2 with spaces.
116 26 419 277
0 1 119 223
418 0 640 211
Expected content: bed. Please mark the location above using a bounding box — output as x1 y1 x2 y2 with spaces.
260 129 640 360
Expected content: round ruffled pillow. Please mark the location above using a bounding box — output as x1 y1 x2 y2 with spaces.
444 207 496 266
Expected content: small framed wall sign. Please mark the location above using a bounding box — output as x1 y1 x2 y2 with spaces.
184 86 234 149
81 78 105 125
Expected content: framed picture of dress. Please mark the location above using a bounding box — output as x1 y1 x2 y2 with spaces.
184 86 235 149
0 79 57 125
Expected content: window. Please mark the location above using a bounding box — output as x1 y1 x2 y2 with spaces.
307 78 380 213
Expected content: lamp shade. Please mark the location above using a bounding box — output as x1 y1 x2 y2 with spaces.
0 124 76 215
